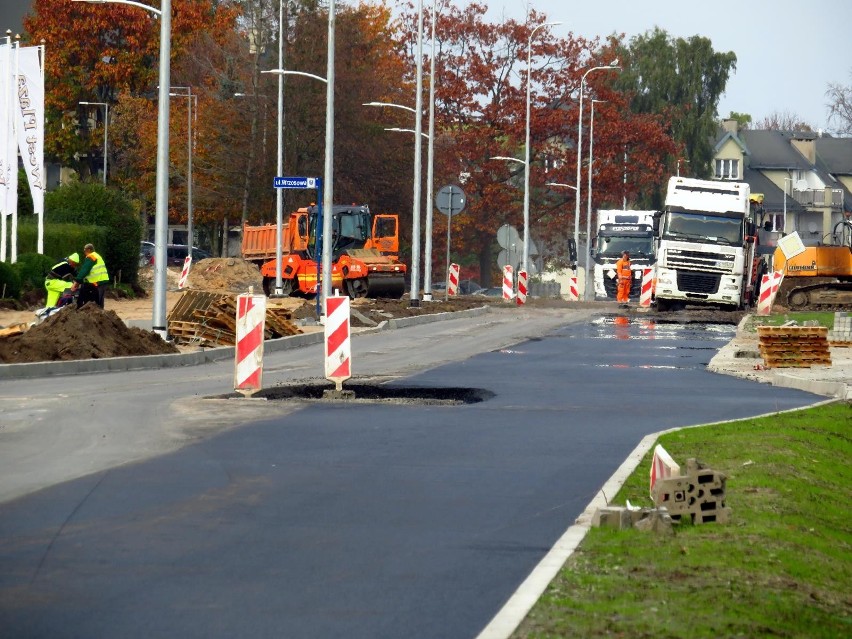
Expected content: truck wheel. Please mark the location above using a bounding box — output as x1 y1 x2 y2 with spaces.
345 278 369 299
263 277 294 297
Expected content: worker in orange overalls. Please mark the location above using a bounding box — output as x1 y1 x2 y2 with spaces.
615 250 632 304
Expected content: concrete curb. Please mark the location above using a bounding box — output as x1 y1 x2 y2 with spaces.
0 305 491 380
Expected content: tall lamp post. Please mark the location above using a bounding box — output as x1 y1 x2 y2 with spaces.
523 21 561 277
79 101 108 185
75 0 172 337
584 98 605 298
168 87 196 256
574 61 619 298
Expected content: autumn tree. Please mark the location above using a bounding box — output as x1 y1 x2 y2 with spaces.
754 110 814 132
615 28 736 180
826 70 852 136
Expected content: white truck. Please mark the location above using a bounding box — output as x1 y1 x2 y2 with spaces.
592 210 657 301
653 176 755 311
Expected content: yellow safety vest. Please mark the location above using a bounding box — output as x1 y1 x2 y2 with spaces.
84 251 109 284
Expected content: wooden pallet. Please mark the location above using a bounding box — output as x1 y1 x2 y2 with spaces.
167 290 302 346
0 322 29 338
757 325 832 369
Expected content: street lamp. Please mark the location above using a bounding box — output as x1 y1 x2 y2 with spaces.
74 0 171 338
574 61 620 298
585 98 605 298
168 87 196 257
523 21 561 277
79 101 109 186
676 158 689 177
261 68 328 297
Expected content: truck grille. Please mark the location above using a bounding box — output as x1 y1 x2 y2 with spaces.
676 270 720 294
666 249 735 273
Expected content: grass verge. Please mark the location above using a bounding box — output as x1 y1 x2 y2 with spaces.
747 311 837 331
514 402 852 638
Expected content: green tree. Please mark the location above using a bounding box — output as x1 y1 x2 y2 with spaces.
616 27 736 179
726 111 752 130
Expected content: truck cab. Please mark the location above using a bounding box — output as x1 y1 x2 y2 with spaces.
592 210 657 300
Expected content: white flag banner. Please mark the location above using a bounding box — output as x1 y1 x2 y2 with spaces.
15 46 44 217
0 43 11 218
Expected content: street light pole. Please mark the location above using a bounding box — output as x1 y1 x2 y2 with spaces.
585 98 604 299
74 0 172 337
79 101 108 185
408 0 425 308
423 0 437 301
169 88 196 256
574 61 619 298
523 21 561 277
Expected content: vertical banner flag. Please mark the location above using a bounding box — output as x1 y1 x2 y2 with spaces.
15 46 44 217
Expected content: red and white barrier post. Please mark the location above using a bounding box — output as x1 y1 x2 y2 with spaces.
178 255 192 289
516 270 528 305
567 275 579 302
324 295 352 392
649 444 681 499
447 263 460 296
756 273 773 315
768 269 784 308
234 289 266 396
639 268 654 308
502 265 514 301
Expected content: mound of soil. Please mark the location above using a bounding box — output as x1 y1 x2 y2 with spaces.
0 303 179 364
186 258 263 293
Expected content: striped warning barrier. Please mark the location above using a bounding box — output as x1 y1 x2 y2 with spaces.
178 255 192 289
234 290 266 396
768 269 784 307
324 295 352 390
567 276 579 301
502 265 514 301
516 270 527 305
447 263 460 296
649 444 681 499
639 268 654 307
756 274 772 315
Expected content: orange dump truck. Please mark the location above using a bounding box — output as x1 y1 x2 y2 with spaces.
242 204 406 299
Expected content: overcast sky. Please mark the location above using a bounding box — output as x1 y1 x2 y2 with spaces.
481 0 852 132
1 0 849 132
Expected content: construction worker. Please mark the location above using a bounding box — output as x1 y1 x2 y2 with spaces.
72 243 110 308
615 250 632 305
44 253 79 307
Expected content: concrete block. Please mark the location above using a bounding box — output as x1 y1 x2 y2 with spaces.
592 506 632 530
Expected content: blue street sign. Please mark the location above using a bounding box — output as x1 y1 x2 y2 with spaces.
273 176 318 189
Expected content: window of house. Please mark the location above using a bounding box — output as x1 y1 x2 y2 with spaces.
772 214 785 232
714 159 739 179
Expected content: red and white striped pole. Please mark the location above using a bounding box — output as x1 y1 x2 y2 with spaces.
447 263 460 296
502 265 514 301
567 276 579 302
639 268 654 308
768 269 784 308
324 295 352 391
234 290 266 396
178 255 192 289
516 270 527 305
756 274 773 315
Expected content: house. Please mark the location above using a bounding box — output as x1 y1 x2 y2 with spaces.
712 119 852 247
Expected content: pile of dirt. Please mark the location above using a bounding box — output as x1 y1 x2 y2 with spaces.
0 303 179 364
185 258 263 293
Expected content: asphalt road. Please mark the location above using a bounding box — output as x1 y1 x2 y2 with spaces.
0 311 822 639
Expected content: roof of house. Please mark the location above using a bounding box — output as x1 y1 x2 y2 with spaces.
815 137 852 175
739 130 813 171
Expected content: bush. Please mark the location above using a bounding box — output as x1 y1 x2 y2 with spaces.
45 181 142 286
0 261 22 300
12 221 106 263
14 253 56 294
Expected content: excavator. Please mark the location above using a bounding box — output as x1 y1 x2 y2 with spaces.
773 216 852 309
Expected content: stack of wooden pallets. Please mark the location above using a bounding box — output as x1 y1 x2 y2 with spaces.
167 290 302 347
757 325 832 369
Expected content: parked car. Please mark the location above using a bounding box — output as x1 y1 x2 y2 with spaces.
139 242 211 267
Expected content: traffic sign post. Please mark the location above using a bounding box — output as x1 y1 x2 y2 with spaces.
271 177 322 312
436 184 466 301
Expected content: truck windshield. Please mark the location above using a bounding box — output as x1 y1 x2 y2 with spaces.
596 234 654 257
663 211 742 245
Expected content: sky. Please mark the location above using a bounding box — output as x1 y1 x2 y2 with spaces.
1 0 849 132
479 0 852 133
